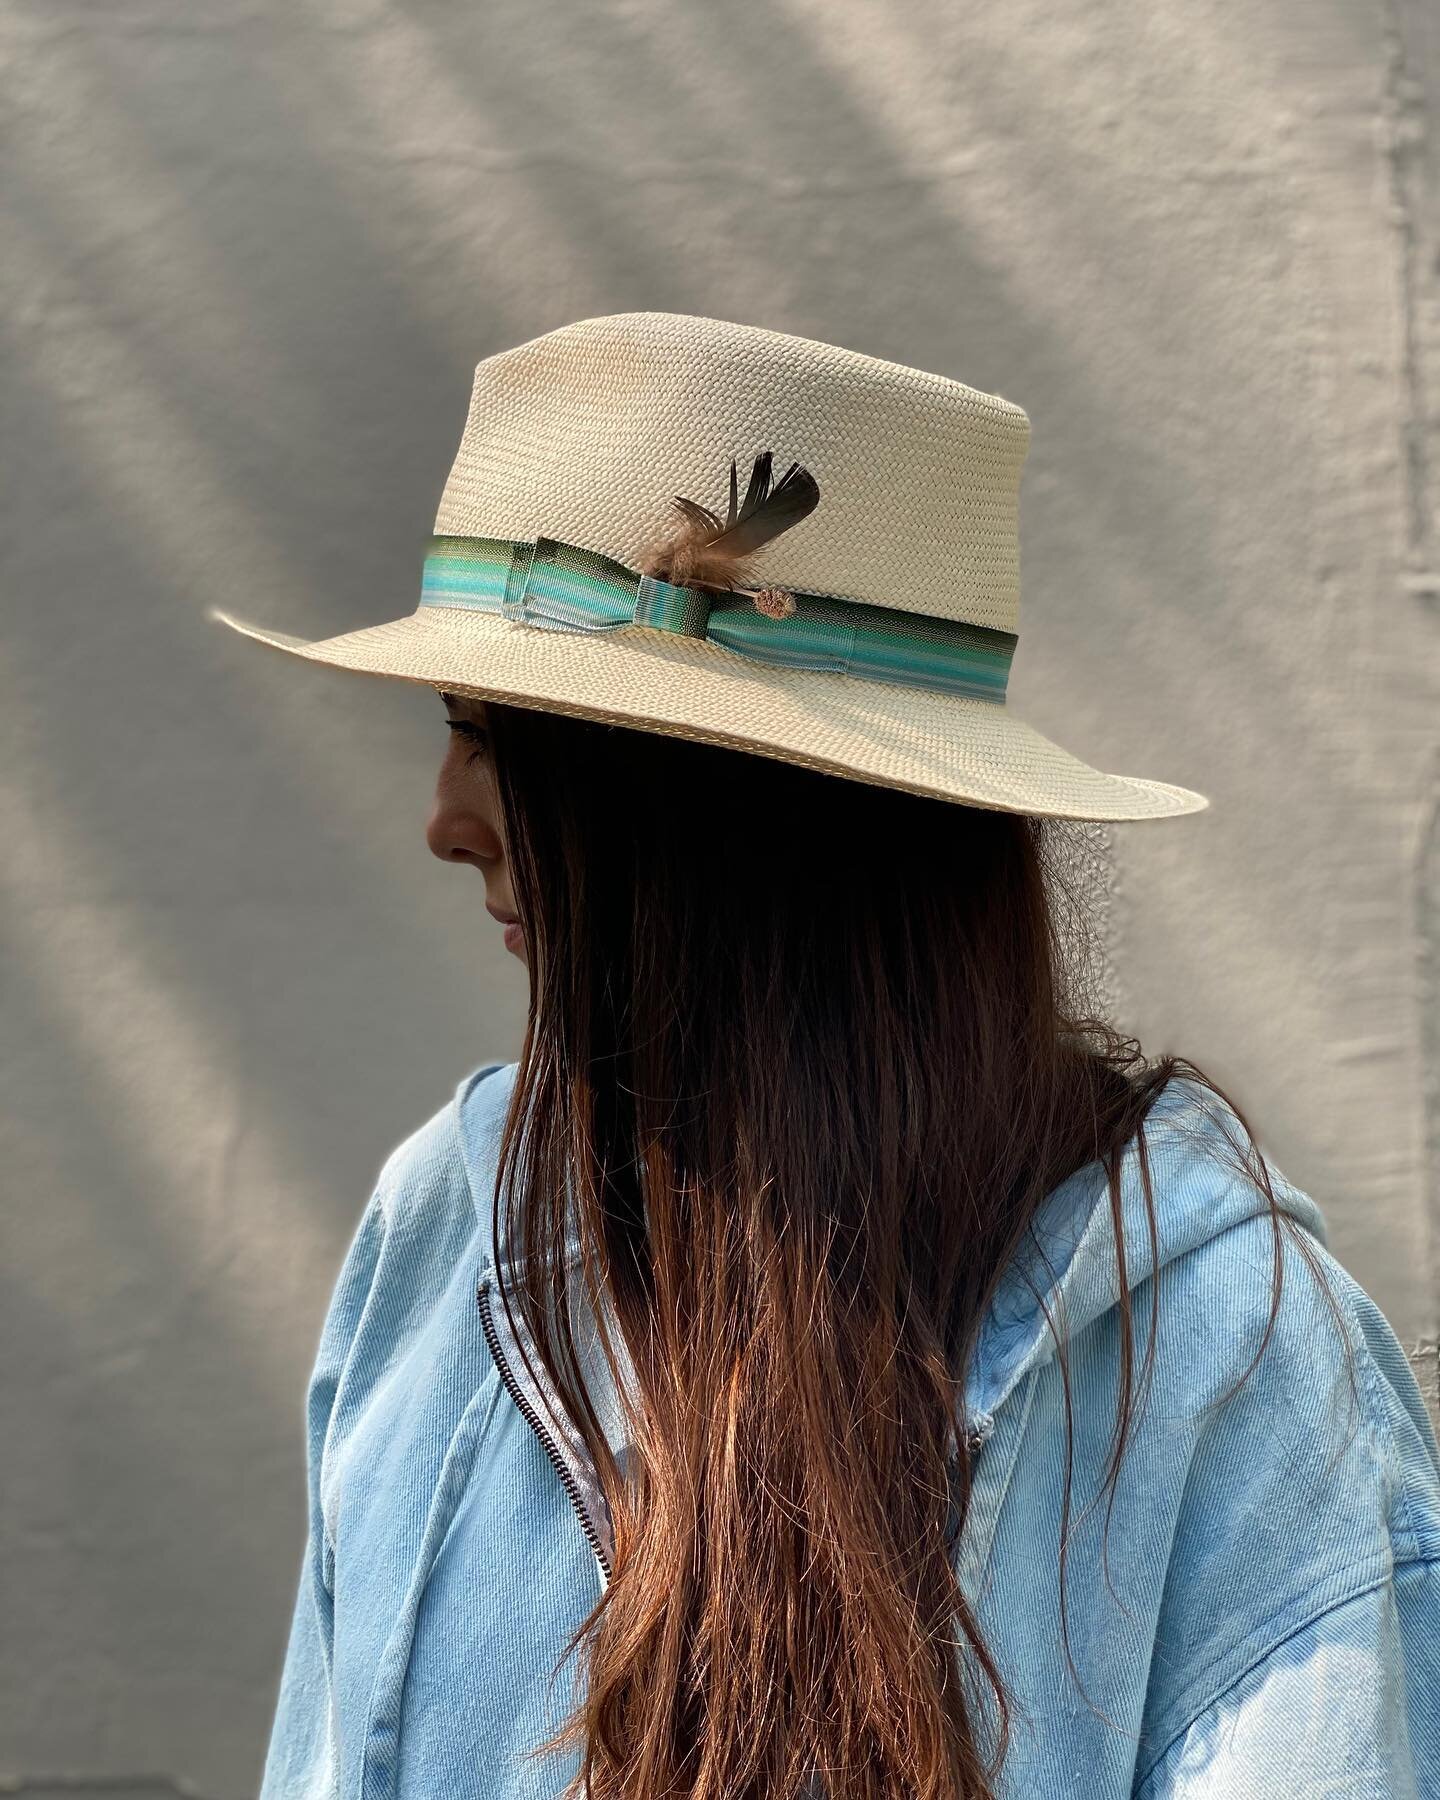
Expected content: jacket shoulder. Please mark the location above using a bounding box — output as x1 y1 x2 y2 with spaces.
308 1064 511 1546
365 1058 513 1233
1143 1153 1437 1550
1134 1561 1440 1796
308 1061 509 1409
1135 1185 1440 1765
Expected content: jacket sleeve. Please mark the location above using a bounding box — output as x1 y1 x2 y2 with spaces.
257 1189 389 1800
1131 1562 1439 1798
1133 1292 1440 1800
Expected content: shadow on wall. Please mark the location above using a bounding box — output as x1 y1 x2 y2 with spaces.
3 0 1436 1795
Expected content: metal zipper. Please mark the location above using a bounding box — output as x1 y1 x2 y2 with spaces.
480 1270 988 1587
477 1274 614 1582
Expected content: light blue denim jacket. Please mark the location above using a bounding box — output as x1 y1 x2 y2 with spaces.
259 1061 1440 1798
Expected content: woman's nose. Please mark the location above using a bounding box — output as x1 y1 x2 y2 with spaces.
425 794 504 866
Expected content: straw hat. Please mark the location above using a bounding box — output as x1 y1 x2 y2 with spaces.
210 311 1207 822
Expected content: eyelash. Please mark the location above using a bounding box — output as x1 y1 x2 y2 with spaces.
447 720 489 765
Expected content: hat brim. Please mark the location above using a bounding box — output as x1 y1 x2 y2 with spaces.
209 604 1208 823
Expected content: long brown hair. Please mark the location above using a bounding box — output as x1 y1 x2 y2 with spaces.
481 700 1338 1799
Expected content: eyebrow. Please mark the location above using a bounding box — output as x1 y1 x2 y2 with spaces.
438 689 481 714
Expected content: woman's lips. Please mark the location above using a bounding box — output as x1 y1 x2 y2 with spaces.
485 902 524 953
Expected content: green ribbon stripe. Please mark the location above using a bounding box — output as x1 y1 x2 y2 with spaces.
419 534 1016 702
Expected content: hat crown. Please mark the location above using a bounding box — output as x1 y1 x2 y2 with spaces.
433 312 1030 633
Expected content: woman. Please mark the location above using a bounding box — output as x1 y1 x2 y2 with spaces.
214 313 1439 1799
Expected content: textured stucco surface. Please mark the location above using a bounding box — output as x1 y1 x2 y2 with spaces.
1 1 1436 1794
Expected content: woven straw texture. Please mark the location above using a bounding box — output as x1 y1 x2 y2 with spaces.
435 311 1029 630
212 311 1208 821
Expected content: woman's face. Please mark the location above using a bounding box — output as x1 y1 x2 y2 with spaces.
425 692 527 966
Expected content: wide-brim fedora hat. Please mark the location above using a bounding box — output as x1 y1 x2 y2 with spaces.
210 311 1207 822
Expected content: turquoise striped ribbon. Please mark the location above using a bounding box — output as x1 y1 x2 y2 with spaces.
419 535 1017 703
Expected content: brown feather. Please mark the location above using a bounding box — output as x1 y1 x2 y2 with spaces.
635 452 820 591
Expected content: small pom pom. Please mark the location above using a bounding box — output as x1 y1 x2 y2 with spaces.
752 586 797 619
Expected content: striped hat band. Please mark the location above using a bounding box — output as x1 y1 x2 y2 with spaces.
420 534 1018 703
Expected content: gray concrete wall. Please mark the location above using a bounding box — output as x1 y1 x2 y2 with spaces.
2 2 1435 1794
